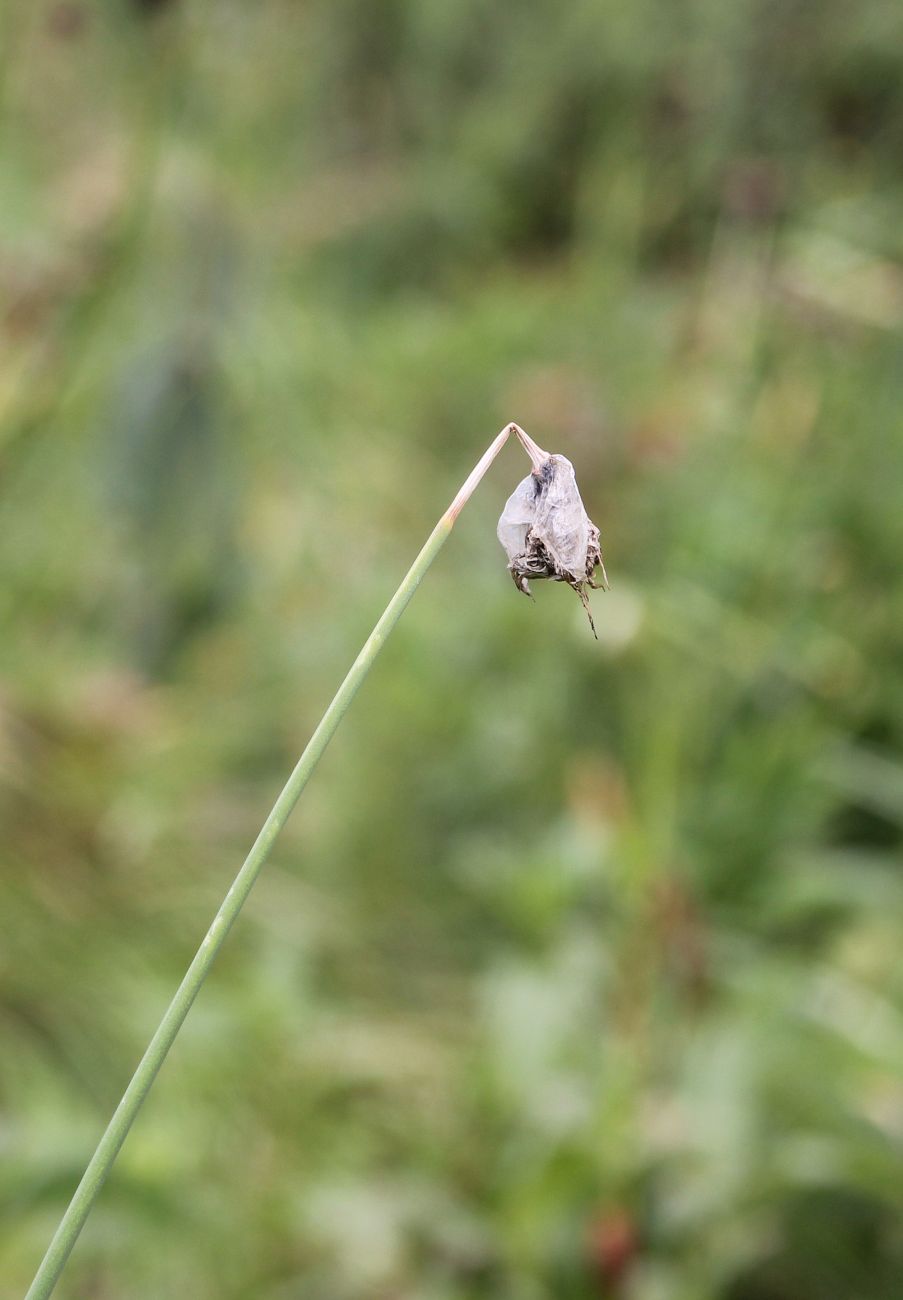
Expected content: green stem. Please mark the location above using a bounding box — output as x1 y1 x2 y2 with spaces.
25 425 517 1300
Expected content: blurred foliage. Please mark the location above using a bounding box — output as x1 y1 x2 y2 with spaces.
3 1 903 1297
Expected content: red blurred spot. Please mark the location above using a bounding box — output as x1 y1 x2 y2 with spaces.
586 1208 638 1295
47 4 87 38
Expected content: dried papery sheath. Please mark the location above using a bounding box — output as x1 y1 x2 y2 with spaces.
498 431 607 637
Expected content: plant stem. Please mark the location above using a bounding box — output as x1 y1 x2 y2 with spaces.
24 424 518 1300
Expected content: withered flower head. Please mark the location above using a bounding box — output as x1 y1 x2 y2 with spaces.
497 427 608 637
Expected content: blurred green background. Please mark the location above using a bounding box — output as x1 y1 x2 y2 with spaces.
3 2 903 1297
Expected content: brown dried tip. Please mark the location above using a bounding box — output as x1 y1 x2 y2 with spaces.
514 425 550 474
497 431 608 637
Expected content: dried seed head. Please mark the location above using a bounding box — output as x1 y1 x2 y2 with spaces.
497 438 608 637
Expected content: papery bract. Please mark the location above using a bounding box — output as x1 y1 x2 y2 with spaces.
498 452 607 635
